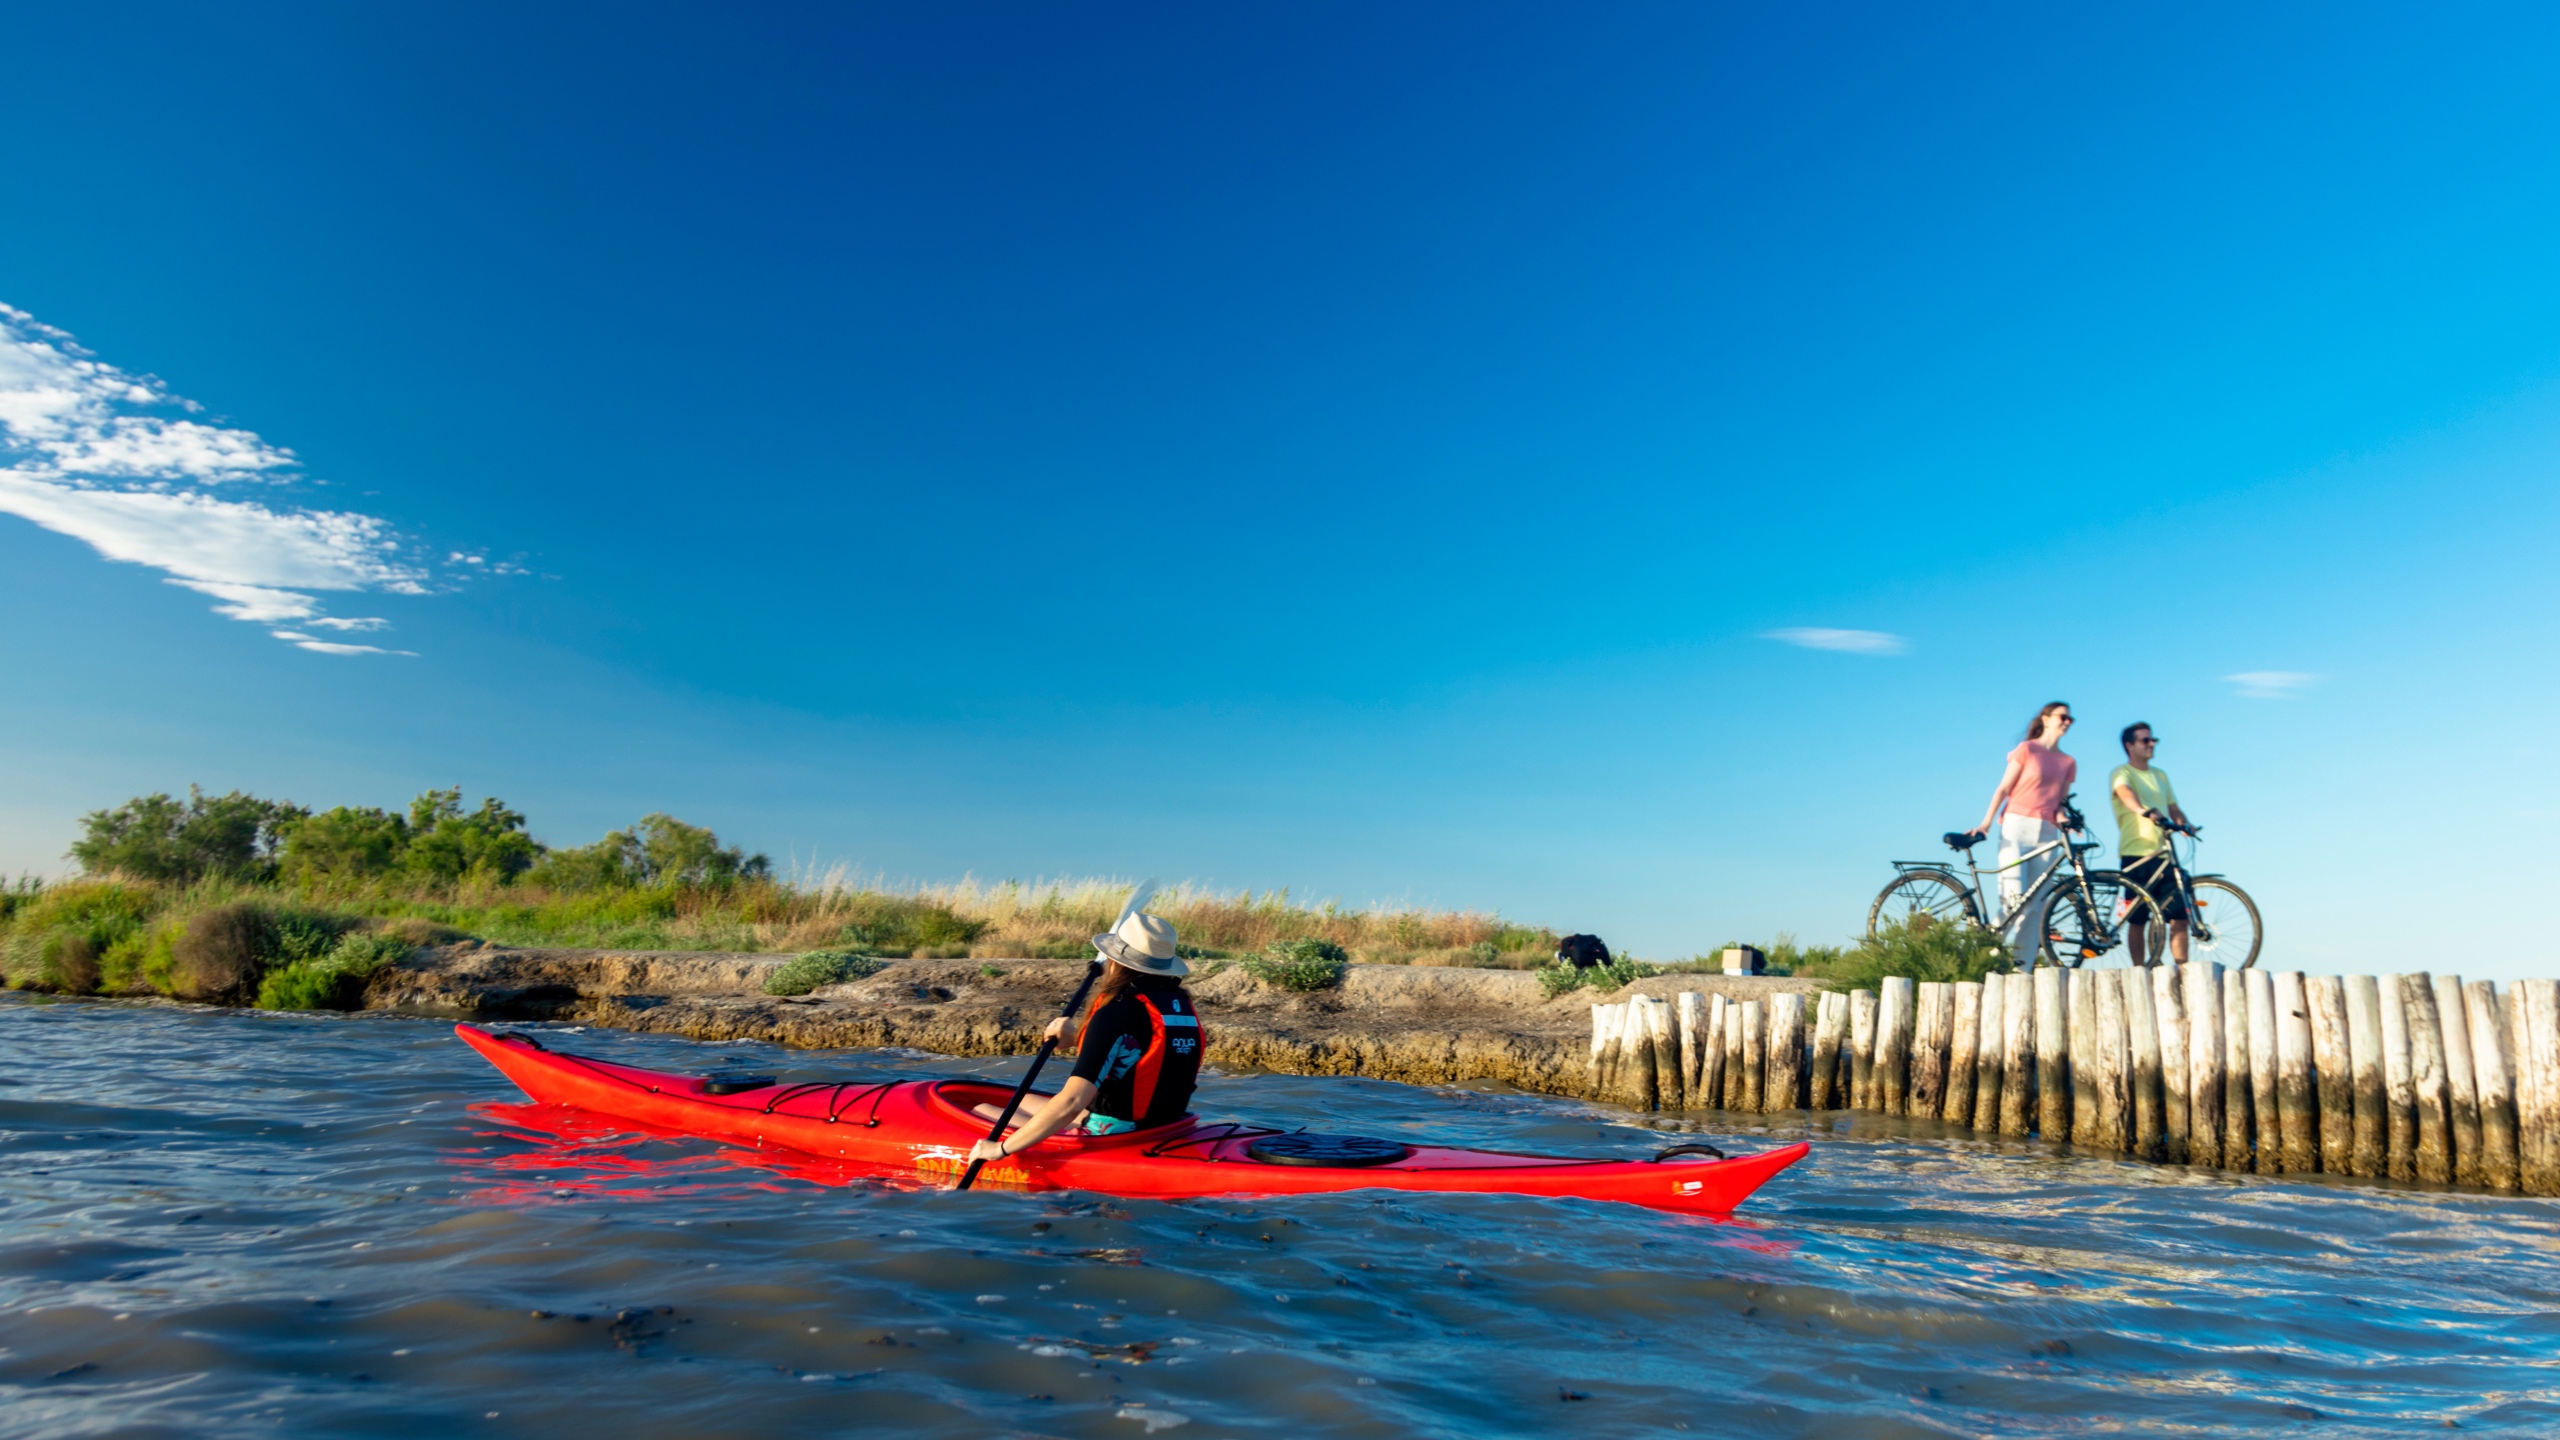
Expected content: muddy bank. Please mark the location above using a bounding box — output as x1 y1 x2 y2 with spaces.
367 944 1824 1103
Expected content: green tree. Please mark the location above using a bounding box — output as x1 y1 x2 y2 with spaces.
279 806 411 882
528 813 769 889
70 787 308 883
400 789 540 883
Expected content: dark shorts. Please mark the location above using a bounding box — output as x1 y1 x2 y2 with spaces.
2119 853 2189 922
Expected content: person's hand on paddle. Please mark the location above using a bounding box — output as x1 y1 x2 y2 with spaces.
967 1136 1012 1164
1043 1016 1071 1043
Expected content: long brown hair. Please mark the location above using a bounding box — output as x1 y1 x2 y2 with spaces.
2024 701 2071 743
1077 960 1204 1046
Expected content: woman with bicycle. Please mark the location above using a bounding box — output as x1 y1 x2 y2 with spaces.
1969 701 2077 968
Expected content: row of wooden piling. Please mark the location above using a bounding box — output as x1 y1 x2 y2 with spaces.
1587 968 2560 1194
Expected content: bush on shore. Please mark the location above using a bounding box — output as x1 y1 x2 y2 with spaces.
1239 938 1350 992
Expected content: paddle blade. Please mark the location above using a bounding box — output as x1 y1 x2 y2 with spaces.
1112 878 1161 933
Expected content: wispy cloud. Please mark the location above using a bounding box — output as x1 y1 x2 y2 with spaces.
0 303 435 654
1764 627 1909 656
2225 670 2317 699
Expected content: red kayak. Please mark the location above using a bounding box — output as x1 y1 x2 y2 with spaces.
456 1024 1805 1215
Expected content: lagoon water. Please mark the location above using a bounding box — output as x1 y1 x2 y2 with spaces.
6 995 2559 1438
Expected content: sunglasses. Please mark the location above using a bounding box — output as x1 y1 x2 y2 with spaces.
2133 735 2160 745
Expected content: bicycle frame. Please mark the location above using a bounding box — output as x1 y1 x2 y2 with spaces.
1891 797 2121 961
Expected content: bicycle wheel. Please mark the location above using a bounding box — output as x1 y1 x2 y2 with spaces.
2187 877 2264 969
2042 869 2165 968
1867 870 1984 938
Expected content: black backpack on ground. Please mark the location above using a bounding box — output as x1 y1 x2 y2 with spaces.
1556 934 1611 969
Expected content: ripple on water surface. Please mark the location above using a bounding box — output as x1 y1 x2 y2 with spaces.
4 996 2559 1437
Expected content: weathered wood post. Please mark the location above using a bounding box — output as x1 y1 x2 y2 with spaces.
2518 979 2560 1196
2401 975 2452 1185
1589 1001 1618 1098
1701 994 1729 1111
2034 967 2070 1141
1739 999 1768 1114
2272 971 2318 1174
2379 975 2417 1181
1643 995 1683 1112
2125 964 2164 1160
2307 974 2355 1175
2221 968 2254 1171
1810 991 1847 1111
1624 996 1663 1111
1910 983 1951 1120
1676 990 1703 1105
1973 974 2006 1131
1721 998 1747 1110
1849 988 1879 1110
2344 973 2386 1178
1876 977 1915 1117
2091 969 2130 1153
1999 971 2035 1137
2180 962 2226 1168
2153 967 2190 1164
2434 975 2482 1187
1772 993 1810 1112
1945 982 1982 1126
2464 980 2519 1192
2067 969 2100 1147
2244 969 2281 1175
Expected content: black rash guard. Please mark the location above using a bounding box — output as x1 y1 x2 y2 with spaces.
1069 977 1202 1128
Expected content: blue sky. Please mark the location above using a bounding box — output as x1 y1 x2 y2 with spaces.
4 5 2557 975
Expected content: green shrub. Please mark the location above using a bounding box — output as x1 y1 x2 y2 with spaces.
1240 938 1349 992
71 787 306 883
1795 915 2010 990
167 903 352 1002
1 879 154 994
764 949 888 996
1465 940 1500 965
1537 957 1663 999
256 931 412 1010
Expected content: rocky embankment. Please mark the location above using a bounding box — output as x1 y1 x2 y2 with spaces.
366 944 1825 1102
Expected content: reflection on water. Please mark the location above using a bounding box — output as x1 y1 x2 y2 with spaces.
5 996 2560 1437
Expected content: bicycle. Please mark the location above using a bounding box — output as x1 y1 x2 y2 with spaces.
2118 812 2263 969
1866 795 2165 969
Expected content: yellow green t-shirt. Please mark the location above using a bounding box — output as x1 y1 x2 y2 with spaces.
2110 764 2179 857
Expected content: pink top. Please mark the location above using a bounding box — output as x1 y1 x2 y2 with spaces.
2005 742 2076 823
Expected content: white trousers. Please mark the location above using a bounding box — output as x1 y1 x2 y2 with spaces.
1998 813 2060 968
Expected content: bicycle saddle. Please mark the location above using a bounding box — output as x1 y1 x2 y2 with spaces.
1943 831 1983 851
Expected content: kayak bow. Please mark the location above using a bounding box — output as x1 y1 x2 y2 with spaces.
455 1023 1805 1215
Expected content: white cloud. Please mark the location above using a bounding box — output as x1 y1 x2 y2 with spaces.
2226 670 2318 699
1763 627 1909 656
0 302 440 653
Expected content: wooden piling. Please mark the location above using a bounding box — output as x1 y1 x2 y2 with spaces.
1700 995 1729 1112
2183 963 2226 1168
2222 968 2254 1172
2343 973 2386 1178
2379 975 2417 1181
2034 967 2070 1141
2518 980 2560 1196
2272 971 2318 1174
1849 989 1878 1111
1945 982 1982 1127
1911 982 1952 1120
1973 973 2006 1131
2068 969 2100 1147
1999 972 2035 1137
1643 995 1682 1112
2434 975 2482 1188
2307 975 2355 1175
1876 978 1914 1116
1739 999 1767 1114
1675 991 1703 1105
1589 1002 1618 1097
1810 992 1847 1111
2125 965 2164 1160
2465 980 2519 1192
2153 966 2190 1164
2401 975 2452 1185
1720 998 1746 1111
2244 969 2280 1175
1768 993 1807 1112
2091 969 2130 1153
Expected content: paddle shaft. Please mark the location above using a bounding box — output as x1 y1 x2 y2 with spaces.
954 959 1105 1191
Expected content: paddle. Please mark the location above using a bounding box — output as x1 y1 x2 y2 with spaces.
954 879 1158 1192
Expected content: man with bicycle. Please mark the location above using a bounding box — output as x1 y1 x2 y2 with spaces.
2112 722 2194 965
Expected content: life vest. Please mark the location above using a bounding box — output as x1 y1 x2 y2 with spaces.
1110 989 1200 1124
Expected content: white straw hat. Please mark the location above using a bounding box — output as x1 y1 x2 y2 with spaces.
1093 911 1186 976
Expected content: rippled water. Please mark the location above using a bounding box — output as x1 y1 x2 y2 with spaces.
7 996 2560 1437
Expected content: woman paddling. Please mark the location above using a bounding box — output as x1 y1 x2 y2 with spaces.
1969 700 2077 969
966 909 1205 1166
